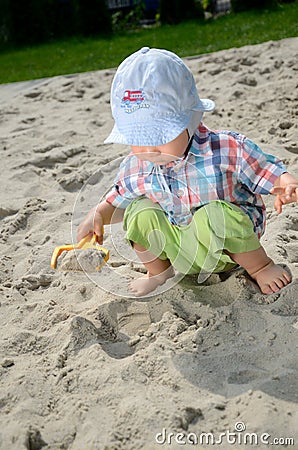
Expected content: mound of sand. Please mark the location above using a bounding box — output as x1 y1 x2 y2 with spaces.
59 249 107 272
0 38 297 449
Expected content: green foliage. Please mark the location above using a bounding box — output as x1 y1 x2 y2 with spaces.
112 2 146 32
201 0 217 14
159 0 204 24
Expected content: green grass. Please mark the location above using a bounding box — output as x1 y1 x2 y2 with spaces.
0 3 297 84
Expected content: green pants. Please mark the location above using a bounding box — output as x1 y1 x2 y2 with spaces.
123 198 261 275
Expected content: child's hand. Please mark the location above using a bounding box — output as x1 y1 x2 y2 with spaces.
77 201 119 244
270 184 298 214
77 206 104 244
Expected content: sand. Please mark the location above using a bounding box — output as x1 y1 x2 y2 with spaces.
58 249 107 272
0 38 297 449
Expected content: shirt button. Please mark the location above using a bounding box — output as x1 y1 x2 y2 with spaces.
141 47 150 53
177 189 184 197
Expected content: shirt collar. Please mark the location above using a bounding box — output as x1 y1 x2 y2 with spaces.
189 122 213 157
162 135 194 170
164 123 213 169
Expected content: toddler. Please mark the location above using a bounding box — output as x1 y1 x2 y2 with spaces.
78 47 298 297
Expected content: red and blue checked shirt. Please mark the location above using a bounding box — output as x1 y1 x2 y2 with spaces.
106 123 286 238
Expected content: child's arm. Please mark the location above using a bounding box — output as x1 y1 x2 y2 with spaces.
77 200 124 244
270 172 298 214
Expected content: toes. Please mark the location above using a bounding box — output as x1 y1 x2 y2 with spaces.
269 281 283 293
261 274 291 294
274 277 287 290
128 284 140 296
261 284 274 295
128 281 145 297
276 271 292 288
257 264 292 295
283 271 292 283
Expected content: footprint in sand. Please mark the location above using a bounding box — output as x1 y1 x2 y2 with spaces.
0 206 18 220
24 91 42 99
56 168 91 192
0 198 46 242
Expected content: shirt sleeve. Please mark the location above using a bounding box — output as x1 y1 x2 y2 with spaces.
238 138 287 195
105 156 138 209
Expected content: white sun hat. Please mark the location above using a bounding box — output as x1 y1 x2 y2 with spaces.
104 46 215 146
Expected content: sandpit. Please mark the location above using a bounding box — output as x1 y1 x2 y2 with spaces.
0 38 297 449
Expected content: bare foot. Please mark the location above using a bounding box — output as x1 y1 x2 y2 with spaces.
129 267 175 297
249 260 292 294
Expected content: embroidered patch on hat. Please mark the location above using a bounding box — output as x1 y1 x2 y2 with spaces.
121 89 150 114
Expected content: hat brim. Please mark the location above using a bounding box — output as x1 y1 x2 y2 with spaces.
104 98 215 146
104 111 192 146
194 98 215 112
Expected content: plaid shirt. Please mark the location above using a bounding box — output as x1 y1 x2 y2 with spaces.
106 123 286 238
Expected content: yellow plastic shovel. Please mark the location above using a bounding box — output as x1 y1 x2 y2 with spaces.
50 232 109 271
